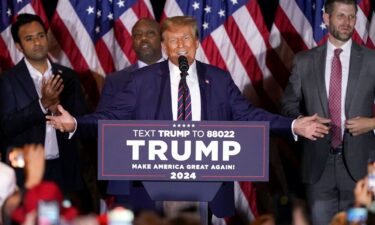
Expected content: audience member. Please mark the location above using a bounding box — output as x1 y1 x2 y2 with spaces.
0 13 89 194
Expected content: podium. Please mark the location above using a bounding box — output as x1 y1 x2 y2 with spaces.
99 120 269 224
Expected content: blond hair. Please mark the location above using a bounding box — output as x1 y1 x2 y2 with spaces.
161 16 199 41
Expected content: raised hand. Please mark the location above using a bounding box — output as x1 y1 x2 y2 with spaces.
46 105 76 132
23 144 45 189
354 177 372 208
345 116 375 136
293 114 330 140
41 75 64 110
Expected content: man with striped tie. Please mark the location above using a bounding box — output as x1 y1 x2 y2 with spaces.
48 16 330 218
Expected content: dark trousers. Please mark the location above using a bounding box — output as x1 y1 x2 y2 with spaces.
44 158 64 189
306 153 356 225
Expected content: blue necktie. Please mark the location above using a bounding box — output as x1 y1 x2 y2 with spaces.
177 78 192 121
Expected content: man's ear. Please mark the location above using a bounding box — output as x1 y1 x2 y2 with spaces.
323 12 330 27
15 43 23 53
161 42 166 53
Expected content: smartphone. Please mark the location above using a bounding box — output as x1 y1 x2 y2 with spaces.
368 159 375 194
108 207 134 225
38 201 60 225
347 207 367 224
8 148 25 168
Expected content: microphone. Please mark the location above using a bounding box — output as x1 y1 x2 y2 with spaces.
178 55 189 120
178 55 189 75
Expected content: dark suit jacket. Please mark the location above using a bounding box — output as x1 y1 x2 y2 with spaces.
0 59 88 192
96 64 139 197
281 42 375 184
78 60 294 217
96 64 138 112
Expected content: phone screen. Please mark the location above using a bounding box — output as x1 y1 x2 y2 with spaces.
368 159 375 194
347 207 367 224
38 201 60 225
8 148 25 168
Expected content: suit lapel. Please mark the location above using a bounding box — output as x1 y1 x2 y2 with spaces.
314 45 329 117
14 59 39 100
197 61 209 120
154 61 173 120
345 42 363 114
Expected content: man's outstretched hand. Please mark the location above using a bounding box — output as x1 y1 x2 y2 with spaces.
46 105 75 132
293 114 330 140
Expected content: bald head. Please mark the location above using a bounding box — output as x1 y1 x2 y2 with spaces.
131 18 162 65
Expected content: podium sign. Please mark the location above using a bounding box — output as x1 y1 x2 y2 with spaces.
98 120 269 181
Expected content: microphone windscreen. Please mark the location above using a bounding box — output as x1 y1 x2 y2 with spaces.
178 55 189 72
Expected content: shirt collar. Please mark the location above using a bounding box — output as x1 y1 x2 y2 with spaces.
168 59 198 82
24 58 52 79
327 39 352 56
137 57 165 69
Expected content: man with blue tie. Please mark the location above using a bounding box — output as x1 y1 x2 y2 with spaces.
48 16 330 218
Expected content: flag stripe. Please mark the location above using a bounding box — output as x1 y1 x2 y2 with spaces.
95 39 116 74
0 36 14 71
132 0 154 18
200 36 227 71
50 14 90 73
272 5 309 53
278 0 316 48
114 19 137 65
101 29 130 70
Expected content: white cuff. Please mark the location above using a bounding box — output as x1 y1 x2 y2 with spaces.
38 99 48 114
291 119 298 141
68 117 78 139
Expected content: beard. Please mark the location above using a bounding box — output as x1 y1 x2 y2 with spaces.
329 25 354 42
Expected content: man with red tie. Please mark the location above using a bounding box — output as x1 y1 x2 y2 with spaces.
281 0 375 224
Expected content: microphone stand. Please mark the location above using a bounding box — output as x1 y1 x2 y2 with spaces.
180 70 188 120
178 55 189 121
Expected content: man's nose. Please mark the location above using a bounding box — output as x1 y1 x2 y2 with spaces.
343 15 353 25
33 37 41 45
176 38 184 47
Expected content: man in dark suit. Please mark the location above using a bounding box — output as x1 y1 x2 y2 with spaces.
97 18 164 209
281 0 375 224
49 16 330 217
96 18 163 112
0 14 88 194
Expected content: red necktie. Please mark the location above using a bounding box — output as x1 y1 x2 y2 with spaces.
177 78 192 121
328 48 343 148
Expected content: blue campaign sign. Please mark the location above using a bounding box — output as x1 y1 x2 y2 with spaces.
98 120 269 181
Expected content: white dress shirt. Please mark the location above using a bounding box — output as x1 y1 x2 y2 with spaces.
137 58 164 69
325 40 352 138
24 59 59 159
168 60 201 121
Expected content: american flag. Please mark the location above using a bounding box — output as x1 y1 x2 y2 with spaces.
367 9 375 48
48 0 154 104
163 0 275 224
269 0 371 73
0 0 48 72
